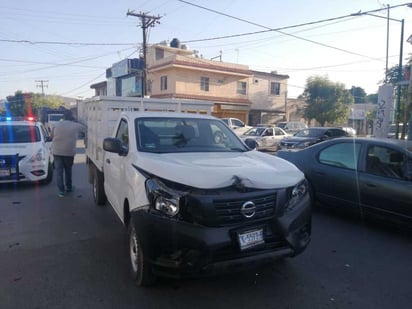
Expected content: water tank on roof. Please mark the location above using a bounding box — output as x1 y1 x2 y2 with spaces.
170 38 181 48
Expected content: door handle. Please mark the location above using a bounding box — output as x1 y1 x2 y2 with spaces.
106 159 111 164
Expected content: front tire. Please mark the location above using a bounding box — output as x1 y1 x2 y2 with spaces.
128 219 156 286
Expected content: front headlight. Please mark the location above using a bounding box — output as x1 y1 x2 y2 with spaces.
285 180 308 213
28 148 46 163
145 178 181 217
154 196 179 216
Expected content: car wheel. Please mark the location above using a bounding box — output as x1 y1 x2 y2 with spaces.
92 166 106 206
41 161 53 185
129 219 157 286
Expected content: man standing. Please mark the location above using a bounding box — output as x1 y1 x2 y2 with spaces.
51 110 85 197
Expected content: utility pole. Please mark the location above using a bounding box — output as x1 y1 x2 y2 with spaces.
127 11 161 97
35 80 48 96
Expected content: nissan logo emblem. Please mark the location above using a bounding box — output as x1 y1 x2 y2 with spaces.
240 201 256 218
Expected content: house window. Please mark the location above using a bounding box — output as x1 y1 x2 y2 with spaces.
155 48 164 60
201 77 209 91
270 82 281 95
237 81 247 95
147 80 152 94
161 76 167 91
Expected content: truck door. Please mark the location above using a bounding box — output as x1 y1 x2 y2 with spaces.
104 118 129 215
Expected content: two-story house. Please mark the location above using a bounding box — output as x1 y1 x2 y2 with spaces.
91 39 302 125
146 42 253 123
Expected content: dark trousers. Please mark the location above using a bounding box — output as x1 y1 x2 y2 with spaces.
54 155 74 192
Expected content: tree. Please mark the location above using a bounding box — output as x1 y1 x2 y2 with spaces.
31 94 64 111
366 93 378 104
6 91 27 116
385 63 408 85
350 86 366 103
5 91 64 116
302 76 353 126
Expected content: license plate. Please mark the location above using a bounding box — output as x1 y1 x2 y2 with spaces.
238 229 264 250
0 169 10 177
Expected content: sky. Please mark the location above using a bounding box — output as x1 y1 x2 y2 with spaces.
1 0 412 101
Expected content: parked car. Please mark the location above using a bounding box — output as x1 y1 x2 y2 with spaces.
0 116 53 184
387 123 408 139
337 126 356 136
240 126 289 151
278 127 350 150
221 117 252 135
275 121 307 134
277 137 412 226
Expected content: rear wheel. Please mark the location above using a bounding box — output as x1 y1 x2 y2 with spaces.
92 166 106 205
129 219 157 286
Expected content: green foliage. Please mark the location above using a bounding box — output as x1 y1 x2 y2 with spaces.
302 76 353 126
6 91 64 116
366 108 377 121
31 94 63 110
366 93 378 104
6 91 27 116
350 86 366 103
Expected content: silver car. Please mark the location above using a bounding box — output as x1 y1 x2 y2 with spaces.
241 126 289 151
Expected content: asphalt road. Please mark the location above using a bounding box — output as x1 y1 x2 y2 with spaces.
0 143 412 309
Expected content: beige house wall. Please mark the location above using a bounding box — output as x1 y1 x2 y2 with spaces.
248 75 287 111
145 44 295 124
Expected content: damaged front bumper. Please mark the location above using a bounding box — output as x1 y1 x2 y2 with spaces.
130 189 311 278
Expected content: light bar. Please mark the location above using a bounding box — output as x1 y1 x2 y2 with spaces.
0 116 36 122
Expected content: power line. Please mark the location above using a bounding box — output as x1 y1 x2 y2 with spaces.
177 0 411 61
0 39 136 46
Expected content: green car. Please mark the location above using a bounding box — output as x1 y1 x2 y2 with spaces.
277 137 412 227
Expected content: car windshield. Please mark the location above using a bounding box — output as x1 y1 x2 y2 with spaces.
135 117 249 153
294 128 325 137
243 127 266 136
0 125 41 143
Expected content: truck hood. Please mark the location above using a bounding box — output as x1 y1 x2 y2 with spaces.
135 150 303 189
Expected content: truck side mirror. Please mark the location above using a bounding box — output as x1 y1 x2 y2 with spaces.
103 137 127 156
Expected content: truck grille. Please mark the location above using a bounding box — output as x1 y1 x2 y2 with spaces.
214 192 276 226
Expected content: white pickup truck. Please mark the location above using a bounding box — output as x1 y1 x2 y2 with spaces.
79 96 311 286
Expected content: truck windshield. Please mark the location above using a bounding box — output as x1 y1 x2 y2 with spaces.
135 117 249 153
